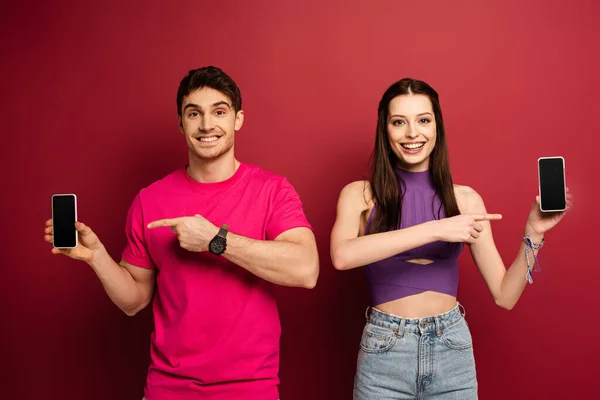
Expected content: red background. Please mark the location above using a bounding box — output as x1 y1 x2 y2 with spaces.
2 0 598 399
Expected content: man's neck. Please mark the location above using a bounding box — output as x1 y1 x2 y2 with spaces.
187 154 240 183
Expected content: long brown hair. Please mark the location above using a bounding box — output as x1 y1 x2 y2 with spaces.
368 78 460 234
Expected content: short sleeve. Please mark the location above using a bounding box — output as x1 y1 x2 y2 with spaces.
265 178 313 240
121 194 155 269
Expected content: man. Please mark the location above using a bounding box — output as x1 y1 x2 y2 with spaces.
44 66 319 400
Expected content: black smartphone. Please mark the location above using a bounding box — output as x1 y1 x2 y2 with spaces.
52 194 78 248
538 157 566 212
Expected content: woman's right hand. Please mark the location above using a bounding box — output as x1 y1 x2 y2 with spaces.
434 213 502 244
44 219 105 263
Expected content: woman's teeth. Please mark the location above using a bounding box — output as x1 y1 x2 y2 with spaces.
401 143 424 149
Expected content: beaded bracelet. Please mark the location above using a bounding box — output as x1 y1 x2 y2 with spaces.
523 235 544 284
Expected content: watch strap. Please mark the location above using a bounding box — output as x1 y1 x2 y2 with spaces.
217 224 229 238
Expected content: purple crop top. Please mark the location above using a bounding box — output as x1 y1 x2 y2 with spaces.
364 167 464 305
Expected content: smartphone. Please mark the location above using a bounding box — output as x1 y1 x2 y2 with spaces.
537 157 566 212
52 194 78 248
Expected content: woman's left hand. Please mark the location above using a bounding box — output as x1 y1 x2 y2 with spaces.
526 187 573 236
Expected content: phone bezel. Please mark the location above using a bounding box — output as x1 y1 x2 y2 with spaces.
537 156 566 212
51 193 78 249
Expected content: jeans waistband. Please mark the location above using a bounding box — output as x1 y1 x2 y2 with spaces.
365 302 466 336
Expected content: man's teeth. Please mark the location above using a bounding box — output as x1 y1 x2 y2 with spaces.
401 143 424 149
198 137 219 142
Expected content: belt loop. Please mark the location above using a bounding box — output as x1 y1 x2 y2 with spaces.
435 317 441 336
365 306 371 321
458 302 466 318
397 318 406 338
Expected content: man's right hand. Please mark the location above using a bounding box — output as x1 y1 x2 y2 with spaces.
44 220 105 263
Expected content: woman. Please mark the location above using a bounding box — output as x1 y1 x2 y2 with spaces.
330 78 571 399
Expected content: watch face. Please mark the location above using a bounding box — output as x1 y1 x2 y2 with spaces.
209 237 225 254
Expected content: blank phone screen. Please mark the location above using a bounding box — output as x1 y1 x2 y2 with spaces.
52 195 76 247
539 158 566 211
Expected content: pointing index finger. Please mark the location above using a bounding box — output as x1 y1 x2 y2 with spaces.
474 213 503 221
147 218 180 229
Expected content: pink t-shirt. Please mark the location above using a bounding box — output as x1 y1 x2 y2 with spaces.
121 163 312 400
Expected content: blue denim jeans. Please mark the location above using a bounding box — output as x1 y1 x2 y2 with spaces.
354 302 478 399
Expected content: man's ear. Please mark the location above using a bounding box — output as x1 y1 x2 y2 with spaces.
178 115 184 133
234 110 244 131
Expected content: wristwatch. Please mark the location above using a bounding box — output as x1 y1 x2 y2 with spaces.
209 224 229 255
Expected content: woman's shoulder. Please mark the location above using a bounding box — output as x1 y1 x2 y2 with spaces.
339 180 374 210
453 184 478 197
453 184 486 213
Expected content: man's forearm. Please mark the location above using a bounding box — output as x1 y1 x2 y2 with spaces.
222 232 318 288
88 248 150 315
